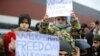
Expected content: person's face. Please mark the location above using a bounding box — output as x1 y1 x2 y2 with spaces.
55 17 67 25
89 22 96 29
93 41 100 48
96 25 100 30
20 19 29 31
59 51 69 56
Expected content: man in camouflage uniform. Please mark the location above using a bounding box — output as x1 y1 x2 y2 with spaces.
70 12 81 39
39 14 81 54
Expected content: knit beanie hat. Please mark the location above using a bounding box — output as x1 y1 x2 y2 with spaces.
18 13 31 27
93 35 100 41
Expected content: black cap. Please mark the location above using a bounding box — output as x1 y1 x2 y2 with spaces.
18 13 31 27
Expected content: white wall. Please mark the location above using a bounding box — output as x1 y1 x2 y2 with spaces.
0 15 40 27
0 15 52 33
0 15 40 33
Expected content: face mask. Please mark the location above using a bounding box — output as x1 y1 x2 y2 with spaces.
55 23 67 28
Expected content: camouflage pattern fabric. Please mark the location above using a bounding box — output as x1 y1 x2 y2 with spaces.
39 22 49 34
70 19 81 39
39 22 75 50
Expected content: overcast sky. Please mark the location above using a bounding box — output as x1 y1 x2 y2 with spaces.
74 0 100 11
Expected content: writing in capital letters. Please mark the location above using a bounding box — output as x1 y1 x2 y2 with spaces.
46 0 73 17
47 0 72 5
16 32 59 56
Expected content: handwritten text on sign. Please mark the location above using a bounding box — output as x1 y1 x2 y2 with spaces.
16 32 59 56
46 0 73 17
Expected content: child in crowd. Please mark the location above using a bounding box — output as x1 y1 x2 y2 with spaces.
39 13 81 55
4 13 32 56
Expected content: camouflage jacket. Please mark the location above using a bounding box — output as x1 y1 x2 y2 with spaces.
70 18 81 39
39 22 76 48
39 18 81 39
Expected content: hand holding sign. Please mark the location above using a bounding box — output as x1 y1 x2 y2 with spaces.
71 12 76 18
9 38 15 52
42 15 49 23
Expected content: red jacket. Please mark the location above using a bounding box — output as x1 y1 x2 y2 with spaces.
4 32 16 56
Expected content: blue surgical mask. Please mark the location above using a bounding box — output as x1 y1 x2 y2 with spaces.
55 23 67 28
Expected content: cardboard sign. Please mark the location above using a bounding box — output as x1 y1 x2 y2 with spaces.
46 0 73 17
16 32 59 56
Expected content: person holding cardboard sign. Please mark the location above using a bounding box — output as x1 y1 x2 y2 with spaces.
4 13 32 56
39 13 81 55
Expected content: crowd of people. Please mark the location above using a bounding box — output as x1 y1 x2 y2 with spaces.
0 13 100 56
